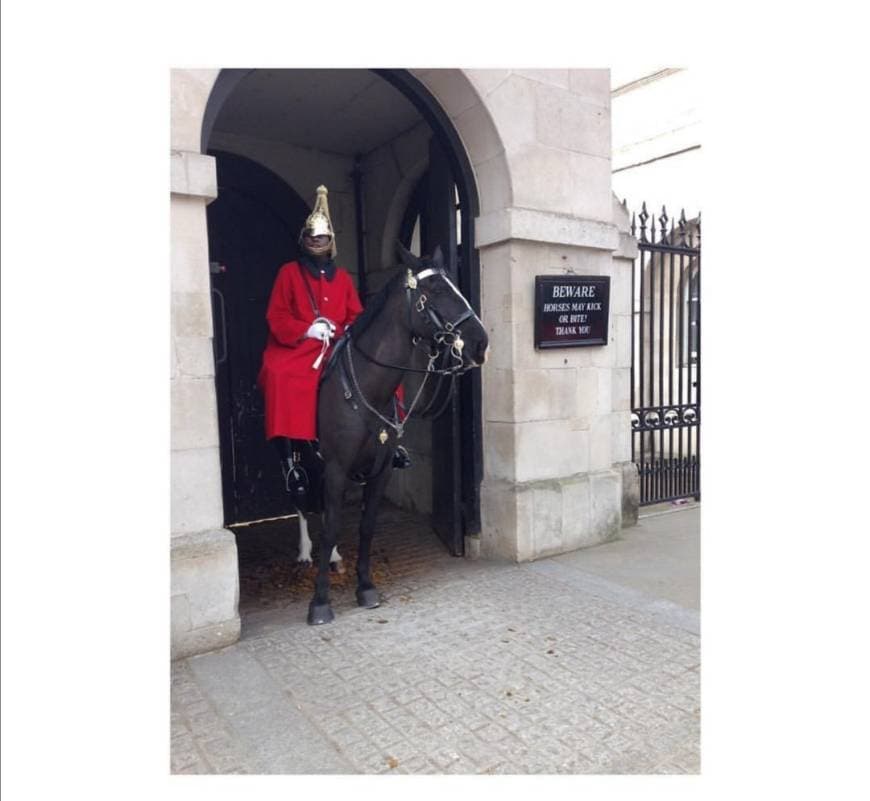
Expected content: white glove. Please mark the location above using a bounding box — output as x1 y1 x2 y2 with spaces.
306 321 332 342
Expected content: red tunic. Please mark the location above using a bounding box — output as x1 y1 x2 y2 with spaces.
258 261 363 440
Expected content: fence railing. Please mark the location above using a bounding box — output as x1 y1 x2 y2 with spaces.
630 202 701 505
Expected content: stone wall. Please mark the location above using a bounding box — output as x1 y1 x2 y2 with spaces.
612 196 640 528
360 121 430 281
170 70 240 658
409 69 637 561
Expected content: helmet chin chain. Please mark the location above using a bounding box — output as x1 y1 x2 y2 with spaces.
303 242 333 257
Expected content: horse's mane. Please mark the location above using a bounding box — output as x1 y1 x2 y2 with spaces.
350 267 406 339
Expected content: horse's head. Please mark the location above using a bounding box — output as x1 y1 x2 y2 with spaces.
396 242 489 371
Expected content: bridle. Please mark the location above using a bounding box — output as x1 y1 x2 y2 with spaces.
406 267 480 371
339 265 483 441
351 266 481 376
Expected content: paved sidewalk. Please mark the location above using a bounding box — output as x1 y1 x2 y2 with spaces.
171 505 700 774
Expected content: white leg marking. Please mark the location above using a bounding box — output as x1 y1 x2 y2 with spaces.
297 514 312 563
330 546 342 565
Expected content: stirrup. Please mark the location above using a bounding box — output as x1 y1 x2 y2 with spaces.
392 445 412 470
282 462 309 506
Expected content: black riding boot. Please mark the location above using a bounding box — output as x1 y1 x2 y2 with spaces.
392 445 412 469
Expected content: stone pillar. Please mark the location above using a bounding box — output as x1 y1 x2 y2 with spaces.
472 70 636 562
170 70 239 659
612 197 640 528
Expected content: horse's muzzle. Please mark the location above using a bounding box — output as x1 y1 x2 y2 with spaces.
455 324 488 369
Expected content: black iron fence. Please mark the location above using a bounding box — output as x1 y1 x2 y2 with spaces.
630 203 701 505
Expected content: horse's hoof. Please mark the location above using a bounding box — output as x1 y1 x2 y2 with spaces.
297 557 312 567
356 588 381 609
307 603 335 626
330 560 346 574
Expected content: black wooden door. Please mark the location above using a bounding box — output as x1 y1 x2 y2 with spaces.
422 137 464 556
206 151 310 524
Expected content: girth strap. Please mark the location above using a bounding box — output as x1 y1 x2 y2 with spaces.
339 358 359 411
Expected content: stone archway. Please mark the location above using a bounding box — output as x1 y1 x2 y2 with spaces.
172 68 631 658
170 69 510 658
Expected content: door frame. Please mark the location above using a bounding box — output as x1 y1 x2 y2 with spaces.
373 70 484 547
201 68 485 544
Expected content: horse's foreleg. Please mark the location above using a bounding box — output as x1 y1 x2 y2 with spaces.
307 465 345 625
355 465 392 609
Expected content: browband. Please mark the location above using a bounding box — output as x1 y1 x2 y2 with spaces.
413 267 442 282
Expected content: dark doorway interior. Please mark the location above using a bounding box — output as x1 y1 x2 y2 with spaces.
206 150 309 525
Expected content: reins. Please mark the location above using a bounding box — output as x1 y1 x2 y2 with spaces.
344 344 438 439
349 334 471 375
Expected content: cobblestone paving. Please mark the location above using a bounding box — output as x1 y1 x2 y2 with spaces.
172 505 700 775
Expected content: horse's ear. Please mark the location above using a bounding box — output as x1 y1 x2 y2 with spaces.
395 240 418 268
431 245 444 269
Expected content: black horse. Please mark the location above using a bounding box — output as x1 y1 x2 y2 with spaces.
304 243 489 625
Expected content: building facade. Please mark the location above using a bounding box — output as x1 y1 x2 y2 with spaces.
170 69 639 659
611 67 701 213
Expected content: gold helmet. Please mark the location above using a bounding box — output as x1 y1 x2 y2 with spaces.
300 184 337 258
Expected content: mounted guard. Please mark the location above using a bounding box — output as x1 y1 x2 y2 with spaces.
258 185 358 514
257 185 410 564
258 185 489 626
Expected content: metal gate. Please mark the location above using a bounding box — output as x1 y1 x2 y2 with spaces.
630 203 701 505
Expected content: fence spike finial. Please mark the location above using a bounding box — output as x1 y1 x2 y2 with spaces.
638 202 649 243
658 205 669 246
